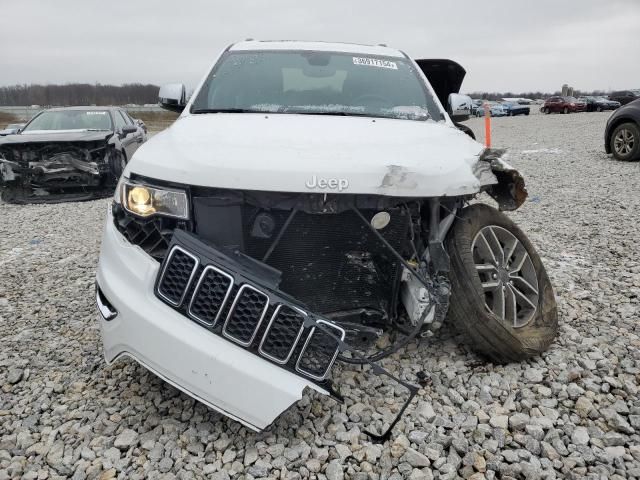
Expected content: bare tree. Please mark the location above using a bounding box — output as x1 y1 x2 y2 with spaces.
0 83 159 106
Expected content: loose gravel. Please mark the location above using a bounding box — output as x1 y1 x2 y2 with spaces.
2 111 640 480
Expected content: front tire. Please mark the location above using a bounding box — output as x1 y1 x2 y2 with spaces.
109 150 128 182
563 107 569 114
610 122 640 161
446 204 558 363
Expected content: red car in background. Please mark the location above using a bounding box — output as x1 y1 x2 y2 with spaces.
541 96 586 114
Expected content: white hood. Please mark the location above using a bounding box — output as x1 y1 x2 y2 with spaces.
126 113 485 197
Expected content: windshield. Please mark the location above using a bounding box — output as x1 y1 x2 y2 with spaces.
190 50 440 121
23 110 113 132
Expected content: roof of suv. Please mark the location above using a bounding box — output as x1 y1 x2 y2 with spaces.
230 40 406 58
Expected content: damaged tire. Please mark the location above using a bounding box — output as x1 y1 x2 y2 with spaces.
446 204 558 363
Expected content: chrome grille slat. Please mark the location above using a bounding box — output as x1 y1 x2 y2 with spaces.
222 284 270 346
295 319 345 381
188 265 234 327
258 305 307 364
156 246 199 307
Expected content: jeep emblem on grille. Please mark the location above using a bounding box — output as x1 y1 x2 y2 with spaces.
305 175 349 192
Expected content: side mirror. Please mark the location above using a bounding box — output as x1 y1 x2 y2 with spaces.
159 83 187 113
448 93 472 121
121 125 138 135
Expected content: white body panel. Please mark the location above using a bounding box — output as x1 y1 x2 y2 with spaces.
126 114 485 197
96 213 327 431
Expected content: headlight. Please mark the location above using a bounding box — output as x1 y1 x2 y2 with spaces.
121 180 189 219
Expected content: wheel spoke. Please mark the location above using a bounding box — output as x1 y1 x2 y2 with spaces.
510 274 539 295
505 285 518 327
511 284 537 310
495 286 506 319
509 249 527 274
503 237 519 267
476 263 497 273
487 227 505 264
477 233 498 264
481 280 500 291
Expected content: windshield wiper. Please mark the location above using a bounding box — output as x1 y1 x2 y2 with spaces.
292 111 372 117
286 110 429 120
191 108 261 114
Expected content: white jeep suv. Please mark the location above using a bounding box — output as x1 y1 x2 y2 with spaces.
95 40 557 436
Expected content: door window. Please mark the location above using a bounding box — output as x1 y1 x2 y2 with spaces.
113 111 128 130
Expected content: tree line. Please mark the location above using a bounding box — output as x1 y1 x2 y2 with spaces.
0 83 615 106
0 83 159 106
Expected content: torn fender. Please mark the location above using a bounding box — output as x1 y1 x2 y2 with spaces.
474 148 528 211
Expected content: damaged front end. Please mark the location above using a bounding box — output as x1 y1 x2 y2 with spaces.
0 138 120 203
99 148 528 438
475 148 528 211
105 178 472 438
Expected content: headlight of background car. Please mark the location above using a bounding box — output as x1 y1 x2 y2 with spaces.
121 180 189 219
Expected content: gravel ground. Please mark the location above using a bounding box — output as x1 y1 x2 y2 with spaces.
2 111 640 480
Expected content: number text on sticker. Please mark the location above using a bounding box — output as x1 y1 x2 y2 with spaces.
352 57 398 70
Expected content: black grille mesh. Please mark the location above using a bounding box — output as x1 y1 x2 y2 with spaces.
158 249 196 305
224 286 269 345
297 324 343 379
260 306 306 362
189 267 233 325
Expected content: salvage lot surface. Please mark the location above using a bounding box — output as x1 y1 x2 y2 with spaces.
1 112 640 479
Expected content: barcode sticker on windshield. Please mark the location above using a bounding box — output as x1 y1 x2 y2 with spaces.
86 111 107 115
352 57 398 69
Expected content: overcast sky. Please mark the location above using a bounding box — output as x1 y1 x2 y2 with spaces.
1 0 639 93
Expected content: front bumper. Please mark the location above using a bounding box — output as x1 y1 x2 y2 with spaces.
96 212 328 431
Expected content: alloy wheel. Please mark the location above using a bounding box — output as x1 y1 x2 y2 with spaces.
614 128 635 156
471 225 539 328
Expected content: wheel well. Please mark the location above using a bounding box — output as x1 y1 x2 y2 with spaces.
606 117 639 153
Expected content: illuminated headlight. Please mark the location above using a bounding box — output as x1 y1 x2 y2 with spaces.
120 180 189 219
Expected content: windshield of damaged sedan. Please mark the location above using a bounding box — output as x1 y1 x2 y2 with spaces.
22 110 113 132
190 51 440 121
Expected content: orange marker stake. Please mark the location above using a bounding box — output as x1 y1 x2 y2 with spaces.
484 103 492 148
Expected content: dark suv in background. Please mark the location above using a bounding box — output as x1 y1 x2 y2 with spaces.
605 99 640 161
609 90 640 105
